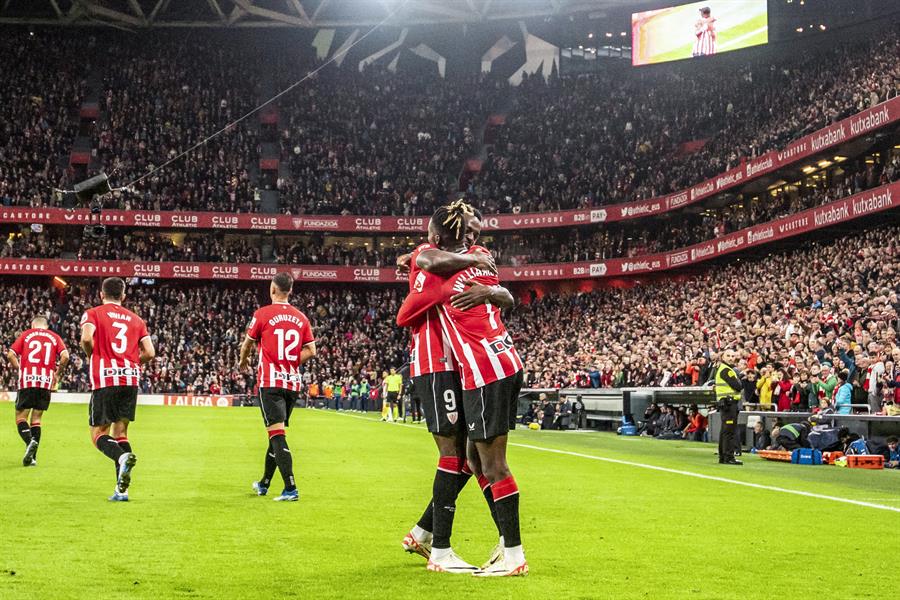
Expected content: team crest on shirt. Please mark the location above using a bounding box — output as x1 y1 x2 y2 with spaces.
447 411 458 424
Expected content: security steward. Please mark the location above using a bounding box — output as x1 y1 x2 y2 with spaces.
712 350 743 465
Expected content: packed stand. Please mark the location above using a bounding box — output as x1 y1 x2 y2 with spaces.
469 27 900 213
509 225 900 415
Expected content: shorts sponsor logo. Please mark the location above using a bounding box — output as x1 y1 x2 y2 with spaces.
211 215 240 229
353 268 380 282
590 263 607 277
250 216 277 230
354 218 382 231
212 265 239 279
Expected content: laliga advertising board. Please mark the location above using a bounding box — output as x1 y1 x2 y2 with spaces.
632 0 768 66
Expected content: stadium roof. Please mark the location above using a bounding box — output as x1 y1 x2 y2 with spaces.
0 0 637 28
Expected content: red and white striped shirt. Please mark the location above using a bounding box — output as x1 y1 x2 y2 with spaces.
81 304 150 390
404 243 457 378
247 302 315 392
9 328 67 390
693 17 716 56
397 260 523 390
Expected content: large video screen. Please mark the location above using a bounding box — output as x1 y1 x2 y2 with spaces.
632 1 768 66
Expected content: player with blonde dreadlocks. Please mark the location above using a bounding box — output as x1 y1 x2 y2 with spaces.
396 201 527 576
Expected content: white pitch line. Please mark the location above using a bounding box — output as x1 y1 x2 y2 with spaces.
331 411 900 514
510 442 900 514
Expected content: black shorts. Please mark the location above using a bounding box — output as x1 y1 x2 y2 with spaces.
89 386 138 427
260 388 299 427
387 391 400 404
462 371 524 442
16 388 51 412
412 371 464 437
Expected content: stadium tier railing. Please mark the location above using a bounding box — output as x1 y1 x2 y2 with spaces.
2 97 898 234
0 181 896 283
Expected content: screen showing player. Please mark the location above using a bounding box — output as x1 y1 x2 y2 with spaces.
632 0 768 66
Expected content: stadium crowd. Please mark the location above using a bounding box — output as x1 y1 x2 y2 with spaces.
0 224 896 418
509 225 900 414
3 145 896 266
469 28 900 213
2 25 898 218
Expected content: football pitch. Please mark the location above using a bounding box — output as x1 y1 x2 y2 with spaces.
1 404 897 599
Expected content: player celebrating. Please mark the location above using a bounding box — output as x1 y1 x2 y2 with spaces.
398 201 527 577
239 272 316 502
693 6 717 57
396 212 509 573
80 277 155 501
7 315 69 466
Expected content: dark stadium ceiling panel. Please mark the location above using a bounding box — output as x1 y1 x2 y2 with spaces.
0 0 641 28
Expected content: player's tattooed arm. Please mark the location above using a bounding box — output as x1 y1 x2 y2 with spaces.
450 282 515 311
416 248 496 275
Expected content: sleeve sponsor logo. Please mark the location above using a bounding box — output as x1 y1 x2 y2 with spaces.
413 271 426 292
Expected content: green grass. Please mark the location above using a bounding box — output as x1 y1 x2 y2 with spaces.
1 403 897 599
